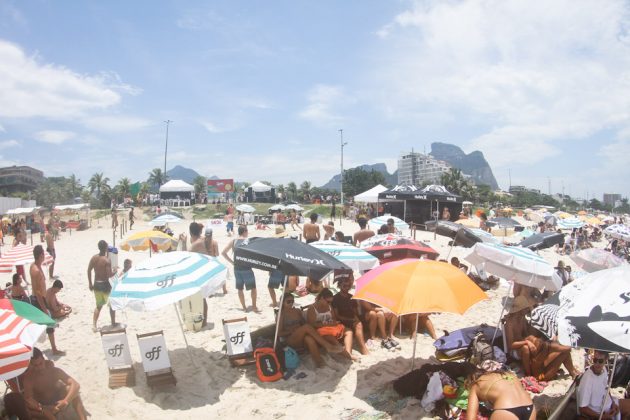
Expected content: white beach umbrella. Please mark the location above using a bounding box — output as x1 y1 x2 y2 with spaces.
149 213 183 226
464 242 562 291
368 215 409 231
236 204 256 213
309 240 380 272
269 204 286 211
109 251 227 311
285 204 303 211
556 217 585 230
604 224 630 241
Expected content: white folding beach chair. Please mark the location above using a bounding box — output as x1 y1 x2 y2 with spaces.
100 328 135 388
136 331 176 387
222 317 254 367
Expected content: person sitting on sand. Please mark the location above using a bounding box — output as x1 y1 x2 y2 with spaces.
9 273 28 302
334 230 346 242
353 218 375 246
331 278 369 355
306 288 356 360
305 276 325 294
360 301 400 350
23 348 87 420
45 280 71 319
401 313 438 340
578 349 630 419
277 293 343 368
465 360 536 420
512 334 579 380
503 296 534 358
323 221 335 240
303 213 320 243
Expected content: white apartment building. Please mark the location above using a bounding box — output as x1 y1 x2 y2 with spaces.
397 152 452 186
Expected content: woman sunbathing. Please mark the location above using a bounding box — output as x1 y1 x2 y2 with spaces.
277 293 343 367
306 289 356 360
512 335 579 380
465 361 536 420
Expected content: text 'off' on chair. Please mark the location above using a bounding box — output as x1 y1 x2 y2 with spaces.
222 317 254 367
101 327 135 388
136 330 176 388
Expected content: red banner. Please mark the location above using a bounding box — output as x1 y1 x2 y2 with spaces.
207 179 234 194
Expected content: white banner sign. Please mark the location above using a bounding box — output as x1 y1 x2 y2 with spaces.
138 334 171 372
101 333 132 369
223 320 252 356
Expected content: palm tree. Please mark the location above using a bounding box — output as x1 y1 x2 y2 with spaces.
287 182 297 201
116 177 131 198
300 181 311 202
88 172 110 200
148 168 168 188
193 176 207 195
66 174 82 199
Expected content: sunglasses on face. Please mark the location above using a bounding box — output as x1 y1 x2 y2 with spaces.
593 358 606 364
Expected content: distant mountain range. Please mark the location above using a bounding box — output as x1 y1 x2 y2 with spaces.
166 165 218 184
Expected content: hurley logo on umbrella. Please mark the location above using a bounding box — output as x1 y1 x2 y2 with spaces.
284 253 325 266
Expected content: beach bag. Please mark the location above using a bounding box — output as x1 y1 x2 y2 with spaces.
254 347 282 382
283 346 300 370
468 332 494 366
317 324 345 339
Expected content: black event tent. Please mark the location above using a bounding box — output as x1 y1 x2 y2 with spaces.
378 184 462 225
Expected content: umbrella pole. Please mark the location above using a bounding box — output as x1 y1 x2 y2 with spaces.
490 281 513 347
273 275 288 349
173 303 197 367
598 354 618 420
411 313 419 370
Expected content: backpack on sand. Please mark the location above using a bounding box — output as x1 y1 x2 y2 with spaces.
254 347 283 382
468 331 494 365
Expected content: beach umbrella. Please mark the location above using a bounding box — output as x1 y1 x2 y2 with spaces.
489 217 522 228
368 215 409 231
527 212 544 224
236 204 255 213
234 237 350 347
0 299 56 327
120 230 178 252
464 242 562 291
109 251 227 311
309 240 379 272
544 215 557 226
285 204 303 211
570 248 627 272
0 244 54 274
603 224 630 241
269 204 286 211
359 234 439 262
556 217 585 230
555 211 573 219
353 259 487 368
0 308 47 380
466 228 499 244
149 213 183 226
585 217 603 226
518 232 565 251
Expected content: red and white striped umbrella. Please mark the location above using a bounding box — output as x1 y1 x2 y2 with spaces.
0 308 46 380
0 244 54 274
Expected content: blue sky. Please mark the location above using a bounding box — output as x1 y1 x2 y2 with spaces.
1 0 630 201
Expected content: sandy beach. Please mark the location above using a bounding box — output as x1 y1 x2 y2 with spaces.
13 210 584 419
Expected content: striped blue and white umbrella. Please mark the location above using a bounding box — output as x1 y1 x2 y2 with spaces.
309 240 380 272
556 217 584 230
604 223 630 241
368 215 409 231
149 213 183 226
109 251 227 311
467 228 499 244
464 242 562 291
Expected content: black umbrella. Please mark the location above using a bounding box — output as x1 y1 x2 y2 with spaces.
519 232 565 251
234 237 351 347
489 217 522 228
234 237 350 280
425 220 482 248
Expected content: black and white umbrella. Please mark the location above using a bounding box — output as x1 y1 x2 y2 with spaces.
518 232 565 251
530 266 630 352
234 237 351 347
425 220 484 248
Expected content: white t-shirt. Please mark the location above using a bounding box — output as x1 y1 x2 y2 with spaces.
577 368 614 414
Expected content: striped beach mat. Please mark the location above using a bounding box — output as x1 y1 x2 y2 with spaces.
0 308 46 380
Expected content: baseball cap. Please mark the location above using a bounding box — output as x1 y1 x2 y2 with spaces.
204 226 213 236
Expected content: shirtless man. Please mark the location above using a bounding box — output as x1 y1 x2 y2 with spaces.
225 212 234 237
46 280 72 319
128 207 135 230
87 240 115 332
44 223 56 279
111 209 118 230
23 348 87 420
30 245 64 355
303 213 321 243
203 226 227 293
323 221 335 240
353 218 375 246
222 225 259 312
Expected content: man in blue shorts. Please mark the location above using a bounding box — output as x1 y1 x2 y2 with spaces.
222 225 259 312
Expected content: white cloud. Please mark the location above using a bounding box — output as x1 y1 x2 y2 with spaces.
82 115 152 132
298 84 353 125
34 130 76 144
0 124 5 132
0 139 20 150
374 0 630 169
201 121 226 134
0 39 134 119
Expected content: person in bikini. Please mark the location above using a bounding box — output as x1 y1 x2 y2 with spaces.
9 273 28 301
303 213 321 243
331 278 369 356
465 361 536 420
30 245 64 355
87 240 115 332
277 292 343 368
512 334 579 380
306 288 356 360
